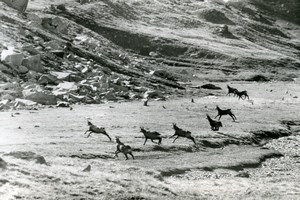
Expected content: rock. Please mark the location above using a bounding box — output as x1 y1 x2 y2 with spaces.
56 4 67 11
52 17 69 34
83 164 91 172
22 55 44 72
144 90 165 99
15 98 37 106
0 99 12 110
201 84 222 90
56 101 70 107
50 50 65 58
236 171 250 178
149 51 159 57
55 82 78 91
0 157 7 169
104 91 117 101
22 45 41 55
3 52 24 67
25 70 39 81
49 71 71 81
18 66 29 74
1 0 29 13
1 94 15 101
35 156 47 165
38 74 59 85
25 92 57 105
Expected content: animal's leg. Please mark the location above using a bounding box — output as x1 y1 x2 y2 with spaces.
218 115 222 120
129 152 135 160
215 114 219 119
114 150 120 158
103 133 112 141
87 131 93 138
230 114 236 121
124 153 129 160
172 136 179 143
169 134 176 138
84 130 90 135
158 138 162 145
143 138 148 145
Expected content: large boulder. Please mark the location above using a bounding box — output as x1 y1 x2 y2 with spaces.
1 0 29 13
24 92 57 105
22 55 44 72
2 52 24 67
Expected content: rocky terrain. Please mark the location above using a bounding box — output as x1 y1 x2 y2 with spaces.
0 0 300 199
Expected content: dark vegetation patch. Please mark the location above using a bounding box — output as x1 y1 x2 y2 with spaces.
160 168 191 177
250 129 292 144
201 84 222 90
222 151 283 171
280 120 300 131
198 9 235 25
61 153 114 159
250 0 300 25
4 151 47 164
48 7 189 57
0 157 7 169
246 74 270 82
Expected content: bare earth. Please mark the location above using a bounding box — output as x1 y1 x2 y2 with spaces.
0 81 300 199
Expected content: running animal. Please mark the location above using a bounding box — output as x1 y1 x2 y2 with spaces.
215 106 236 121
207 114 222 131
84 121 112 141
226 85 238 96
114 137 134 160
234 90 249 100
140 127 162 145
170 123 196 144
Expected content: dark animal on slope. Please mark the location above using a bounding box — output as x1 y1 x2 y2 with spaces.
84 121 112 141
114 137 134 160
207 114 222 131
140 127 162 145
215 106 236 121
226 85 238 96
170 123 196 145
234 90 249 100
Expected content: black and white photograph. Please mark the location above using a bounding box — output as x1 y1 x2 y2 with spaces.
0 0 299 199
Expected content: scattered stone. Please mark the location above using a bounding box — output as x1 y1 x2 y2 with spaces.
57 4 67 11
38 74 59 85
236 171 250 178
18 66 29 74
50 50 65 58
104 91 117 101
0 157 7 169
22 45 41 55
83 164 91 172
35 156 47 165
56 101 70 108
